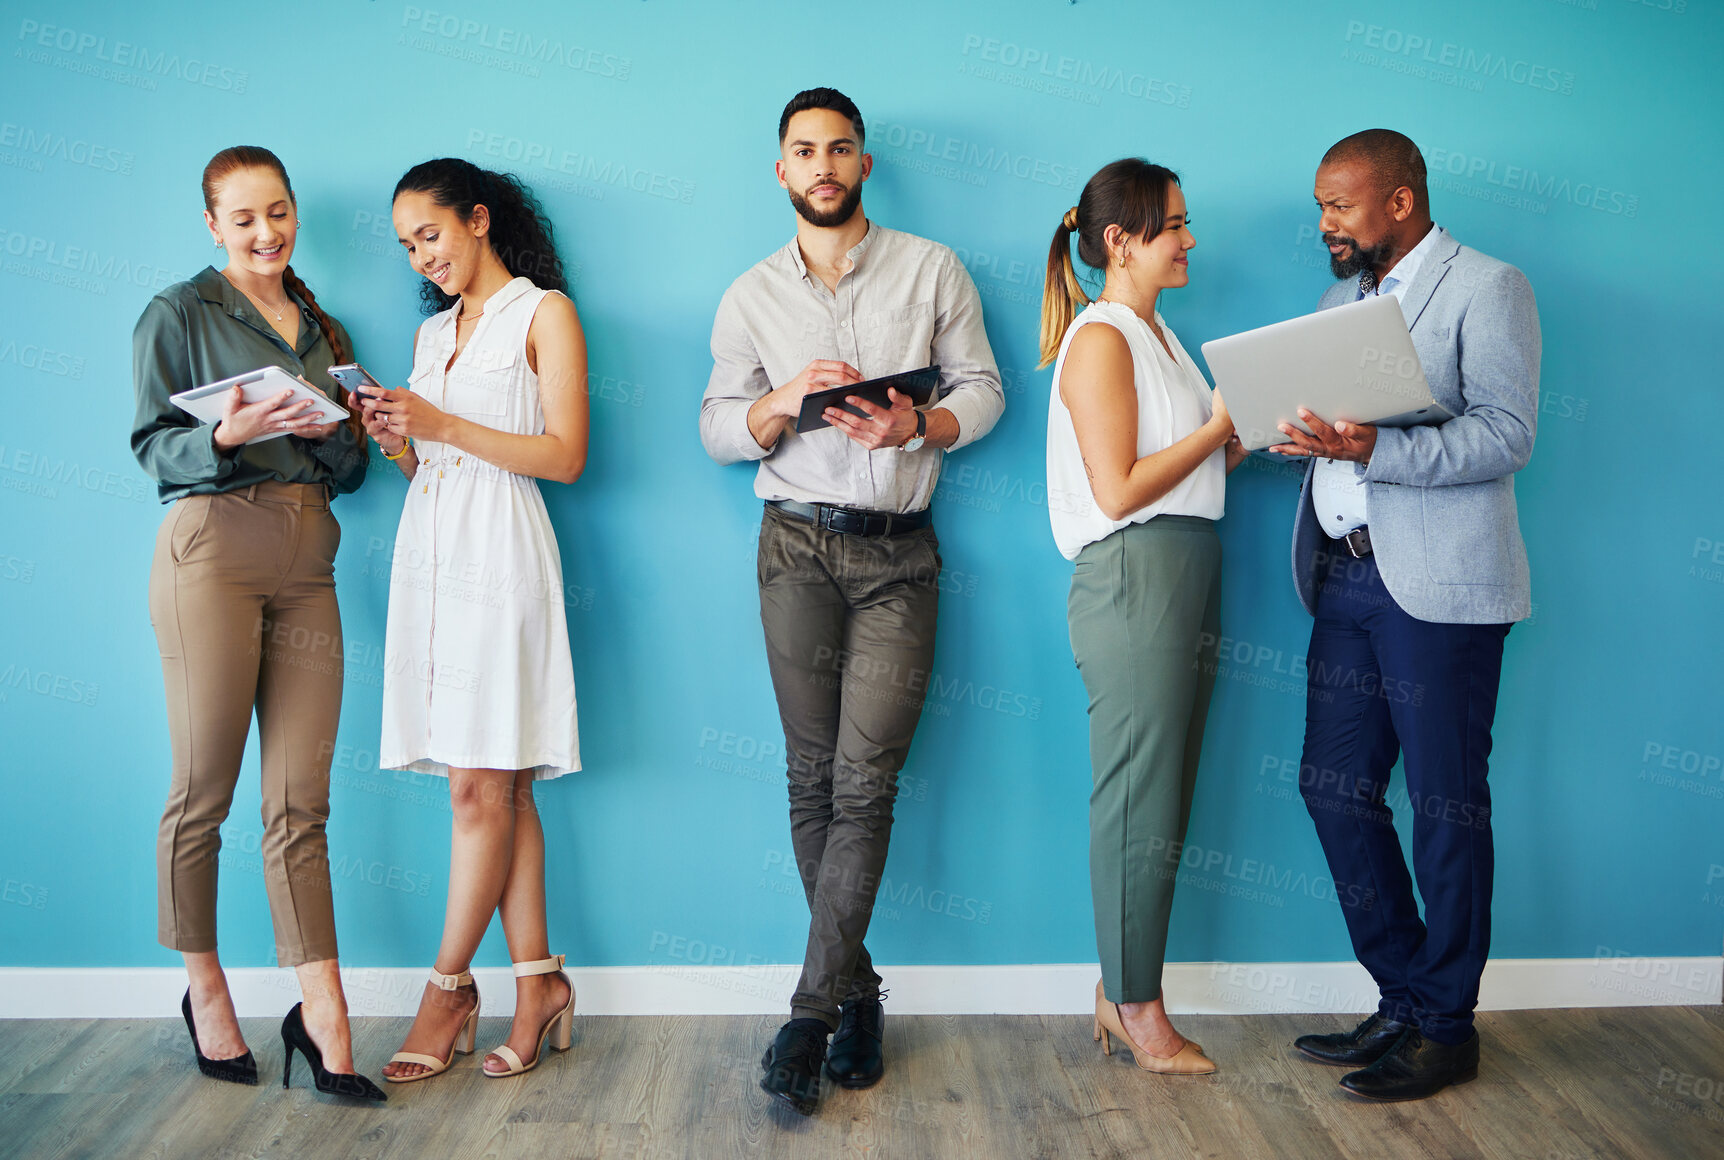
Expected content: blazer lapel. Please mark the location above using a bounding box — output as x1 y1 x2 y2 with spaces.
1398 228 1460 332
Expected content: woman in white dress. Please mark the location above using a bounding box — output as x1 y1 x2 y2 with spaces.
357 158 588 1083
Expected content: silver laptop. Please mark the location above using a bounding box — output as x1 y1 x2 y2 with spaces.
1201 293 1450 451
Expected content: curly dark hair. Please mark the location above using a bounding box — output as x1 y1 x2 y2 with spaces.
392 157 570 315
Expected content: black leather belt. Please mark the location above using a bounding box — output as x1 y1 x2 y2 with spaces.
767 498 931 537
1341 525 1373 559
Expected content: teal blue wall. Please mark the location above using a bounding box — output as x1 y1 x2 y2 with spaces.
2 0 1719 974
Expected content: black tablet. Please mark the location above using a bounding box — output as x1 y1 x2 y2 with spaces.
794 365 941 434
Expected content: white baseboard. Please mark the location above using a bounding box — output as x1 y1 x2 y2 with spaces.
1 957 1716 1019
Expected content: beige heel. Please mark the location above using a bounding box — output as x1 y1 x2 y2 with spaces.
549 999 573 1052
1092 978 1216 1075
385 967 480 1083
484 954 576 1078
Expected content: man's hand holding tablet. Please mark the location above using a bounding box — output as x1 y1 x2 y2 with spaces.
746 359 864 451
796 364 941 449
821 384 919 451
745 360 951 453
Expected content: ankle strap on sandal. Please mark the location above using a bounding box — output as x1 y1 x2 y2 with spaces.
512 953 565 978
429 967 474 991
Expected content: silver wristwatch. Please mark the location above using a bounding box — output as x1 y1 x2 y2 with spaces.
899 409 927 453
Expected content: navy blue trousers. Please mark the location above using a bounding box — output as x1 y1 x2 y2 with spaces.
1298 547 1510 1045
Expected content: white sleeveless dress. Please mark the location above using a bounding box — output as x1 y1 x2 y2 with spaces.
379 276 581 780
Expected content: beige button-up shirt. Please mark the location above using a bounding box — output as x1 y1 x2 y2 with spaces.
700 222 1004 513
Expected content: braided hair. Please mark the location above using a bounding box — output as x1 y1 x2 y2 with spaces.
201 145 364 442
392 158 569 315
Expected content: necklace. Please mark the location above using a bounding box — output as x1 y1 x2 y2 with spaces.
457 308 484 324
224 273 292 322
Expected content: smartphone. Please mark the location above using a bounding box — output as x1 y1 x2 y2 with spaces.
327 363 385 398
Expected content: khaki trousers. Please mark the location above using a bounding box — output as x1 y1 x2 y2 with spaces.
149 481 343 967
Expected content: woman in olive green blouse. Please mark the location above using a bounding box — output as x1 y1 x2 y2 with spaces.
130 145 382 1100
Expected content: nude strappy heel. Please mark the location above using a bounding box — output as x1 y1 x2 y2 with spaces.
483 954 575 1078
1092 979 1216 1075
385 967 480 1083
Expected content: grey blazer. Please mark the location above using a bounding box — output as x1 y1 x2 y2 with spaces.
1292 228 1541 624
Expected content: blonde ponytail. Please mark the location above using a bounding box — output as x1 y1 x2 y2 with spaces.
1038 208 1090 368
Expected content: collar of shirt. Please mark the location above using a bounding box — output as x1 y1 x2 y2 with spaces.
192 264 324 358
425 276 536 364
432 275 536 329
1327 224 1442 515
784 218 878 286
1372 222 1441 299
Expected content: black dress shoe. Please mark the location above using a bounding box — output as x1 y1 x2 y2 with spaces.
1294 1013 1410 1066
759 1018 829 1116
1339 1028 1479 1101
280 1003 387 1101
181 988 258 1085
825 994 885 1089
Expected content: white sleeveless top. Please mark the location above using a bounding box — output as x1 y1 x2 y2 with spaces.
379 276 581 780
1046 300 1225 560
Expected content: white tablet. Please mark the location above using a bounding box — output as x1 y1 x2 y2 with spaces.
1201 294 1451 451
170 365 351 444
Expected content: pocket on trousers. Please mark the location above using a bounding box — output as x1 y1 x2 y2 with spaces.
756 514 780 587
917 528 942 582
168 495 215 565
312 508 342 577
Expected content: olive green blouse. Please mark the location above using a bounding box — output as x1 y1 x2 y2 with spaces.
130 265 369 502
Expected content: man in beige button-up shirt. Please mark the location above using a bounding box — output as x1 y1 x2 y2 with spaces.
700 88 1002 1118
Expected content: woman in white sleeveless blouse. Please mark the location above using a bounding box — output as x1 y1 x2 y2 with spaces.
1042 160 1246 1076
358 159 587 1084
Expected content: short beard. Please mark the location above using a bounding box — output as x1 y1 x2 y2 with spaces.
788 181 862 229
1325 232 1396 280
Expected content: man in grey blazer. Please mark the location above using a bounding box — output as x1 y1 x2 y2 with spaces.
1267 129 1540 1102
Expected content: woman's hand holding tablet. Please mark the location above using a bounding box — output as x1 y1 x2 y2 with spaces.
170 365 350 447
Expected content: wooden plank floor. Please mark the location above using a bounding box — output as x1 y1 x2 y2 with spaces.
1 1007 1719 1159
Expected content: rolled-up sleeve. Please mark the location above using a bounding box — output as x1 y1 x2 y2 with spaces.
699 287 774 465
927 256 1003 451
131 295 237 487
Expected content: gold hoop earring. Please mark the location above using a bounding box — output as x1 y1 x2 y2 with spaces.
215 240 224 248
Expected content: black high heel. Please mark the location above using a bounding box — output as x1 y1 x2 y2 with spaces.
280 1002 387 1101
181 988 259 1085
